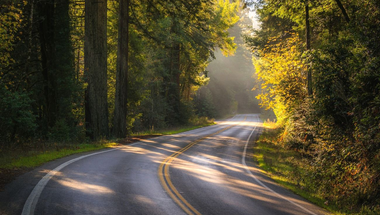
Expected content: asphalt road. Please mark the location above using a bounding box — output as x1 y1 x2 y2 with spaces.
0 114 327 215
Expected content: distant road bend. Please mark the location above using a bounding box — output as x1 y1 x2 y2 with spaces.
3 114 327 215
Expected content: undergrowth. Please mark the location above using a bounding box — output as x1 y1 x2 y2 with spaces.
254 126 380 215
0 140 118 169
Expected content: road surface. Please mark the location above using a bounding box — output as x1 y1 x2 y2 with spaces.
0 114 327 215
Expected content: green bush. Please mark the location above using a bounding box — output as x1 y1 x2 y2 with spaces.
48 119 72 142
0 84 36 145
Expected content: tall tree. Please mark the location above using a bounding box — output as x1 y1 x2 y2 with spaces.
305 0 312 96
37 0 76 131
37 0 56 129
113 0 129 138
85 0 109 139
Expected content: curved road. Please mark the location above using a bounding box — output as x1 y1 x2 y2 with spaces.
0 114 327 215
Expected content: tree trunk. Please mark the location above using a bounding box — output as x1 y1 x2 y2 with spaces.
113 0 130 138
38 0 75 132
55 0 75 122
172 43 180 111
168 19 181 124
160 19 182 125
38 0 56 129
25 0 34 70
164 43 181 125
85 0 109 139
306 0 312 96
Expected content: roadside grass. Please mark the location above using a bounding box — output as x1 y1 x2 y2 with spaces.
0 141 118 169
254 126 347 215
0 119 215 170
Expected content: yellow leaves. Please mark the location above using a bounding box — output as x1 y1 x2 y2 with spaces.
215 0 240 23
0 2 24 68
253 33 307 123
212 0 240 57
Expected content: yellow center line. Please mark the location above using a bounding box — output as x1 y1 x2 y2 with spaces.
158 117 247 215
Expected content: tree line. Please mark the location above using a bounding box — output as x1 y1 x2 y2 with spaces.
245 0 380 212
0 0 240 144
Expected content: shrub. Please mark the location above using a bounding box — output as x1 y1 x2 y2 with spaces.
0 84 36 146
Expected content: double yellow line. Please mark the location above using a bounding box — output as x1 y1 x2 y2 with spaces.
157 119 245 215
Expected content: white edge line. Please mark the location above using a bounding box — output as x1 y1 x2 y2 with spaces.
21 145 131 215
241 115 318 215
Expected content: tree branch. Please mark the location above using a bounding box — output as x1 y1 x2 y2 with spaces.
334 0 350 23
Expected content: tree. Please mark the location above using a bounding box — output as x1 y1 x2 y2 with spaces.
246 0 380 211
305 0 312 95
84 0 109 139
0 0 242 143
127 0 240 127
113 0 129 138
37 0 56 129
37 0 78 138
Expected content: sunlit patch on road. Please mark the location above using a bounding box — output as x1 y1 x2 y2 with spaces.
57 178 114 195
134 194 155 205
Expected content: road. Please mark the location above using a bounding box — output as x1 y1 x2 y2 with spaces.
0 114 327 215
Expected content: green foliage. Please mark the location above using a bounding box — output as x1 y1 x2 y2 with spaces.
133 92 168 131
194 87 216 118
0 84 36 145
245 0 380 213
0 0 241 149
48 119 72 143
309 36 380 212
107 1 148 134
254 127 351 214
126 0 240 130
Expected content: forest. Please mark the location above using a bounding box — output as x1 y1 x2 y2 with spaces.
0 0 242 144
2 0 380 213
245 0 380 213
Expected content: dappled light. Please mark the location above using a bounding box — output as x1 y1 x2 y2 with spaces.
13 114 326 215
5 0 374 212
95 114 312 214
165 134 314 214
56 178 114 195
47 116 270 204
134 194 155 205
1 0 376 213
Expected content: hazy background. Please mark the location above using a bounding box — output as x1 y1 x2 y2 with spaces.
196 10 262 118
